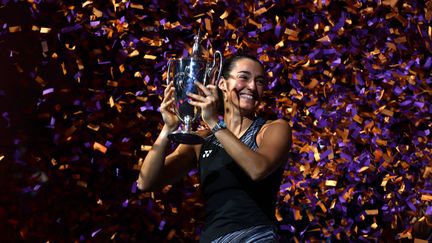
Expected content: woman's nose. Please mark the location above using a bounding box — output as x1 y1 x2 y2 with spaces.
246 78 257 90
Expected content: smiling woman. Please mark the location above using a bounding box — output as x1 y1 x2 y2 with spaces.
137 52 292 243
218 54 267 123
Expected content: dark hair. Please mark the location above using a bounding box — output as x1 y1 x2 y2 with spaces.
220 52 264 80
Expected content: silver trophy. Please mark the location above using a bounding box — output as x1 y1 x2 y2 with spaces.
166 32 223 144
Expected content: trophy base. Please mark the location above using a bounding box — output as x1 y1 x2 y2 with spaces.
168 131 205 145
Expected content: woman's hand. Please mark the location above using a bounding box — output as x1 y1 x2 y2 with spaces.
160 82 180 132
187 82 219 128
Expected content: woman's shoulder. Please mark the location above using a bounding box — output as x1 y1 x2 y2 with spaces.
262 117 290 130
257 117 291 143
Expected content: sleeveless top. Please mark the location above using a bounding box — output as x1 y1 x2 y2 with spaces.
198 117 283 242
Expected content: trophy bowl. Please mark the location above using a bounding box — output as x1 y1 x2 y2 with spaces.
166 35 222 144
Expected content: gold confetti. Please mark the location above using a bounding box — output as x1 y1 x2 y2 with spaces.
35 76 48 86
130 3 144 9
312 146 320 161
77 180 88 188
317 35 331 43
143 54 157 60
353 115 363 124
383 0 399 7
376 139 388 146
294 208 301 220
325 180 337 187
275 40 284 49
109 96 115 107
205 18 212 34
59 164 69 170
40 27 51 33
394 36 407 43
317 201 327 213
128 50 140 57
420 194 432 201
76 59 84 70
275 207 283 221
365 209 379 215
220 10 229 19
107 80 118 87
93 8 103 18
87 123 100 131
9 26 22 32
141 145 152 151
358 166 369 173
82 1 92 7
247 18 262 29
93 142 107 154
61 62 67 75
254 7 267 16
306 79 319 89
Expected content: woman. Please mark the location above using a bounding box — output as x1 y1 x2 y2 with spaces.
137 53 292 242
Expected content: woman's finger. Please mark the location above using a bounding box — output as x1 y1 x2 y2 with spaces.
206 84 219 97
188 100 204 108
187 92 206 101
163 87 175 102
161 96 175 108
164 82 173 95
194 81 212 96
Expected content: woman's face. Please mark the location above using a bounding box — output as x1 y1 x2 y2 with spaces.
219 58 266 115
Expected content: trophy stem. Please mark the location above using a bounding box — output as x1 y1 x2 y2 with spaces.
168 115 204 144
184 115 192 132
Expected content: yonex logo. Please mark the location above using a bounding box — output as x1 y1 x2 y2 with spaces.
202 150 213 158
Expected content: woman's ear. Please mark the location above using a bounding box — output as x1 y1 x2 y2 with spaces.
218 77 227 92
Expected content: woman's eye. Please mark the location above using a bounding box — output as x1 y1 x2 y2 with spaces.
256 79 266 85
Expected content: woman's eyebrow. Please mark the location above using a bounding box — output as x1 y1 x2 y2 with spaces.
236 71 252 75
235 71 266 80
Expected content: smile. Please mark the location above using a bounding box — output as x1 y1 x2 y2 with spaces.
239 94 255 100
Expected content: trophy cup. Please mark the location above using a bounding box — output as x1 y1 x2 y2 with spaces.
166 32 223 144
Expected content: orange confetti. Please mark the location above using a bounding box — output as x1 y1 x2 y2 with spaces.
93 142 107 154
365 209 379 215
9 26 22 32
421 194 432 201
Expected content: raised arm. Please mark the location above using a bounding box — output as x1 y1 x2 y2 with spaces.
136 126 198 191
188 82 291 181
136 82 199 191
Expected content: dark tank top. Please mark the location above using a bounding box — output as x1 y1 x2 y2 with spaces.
198 117 283 242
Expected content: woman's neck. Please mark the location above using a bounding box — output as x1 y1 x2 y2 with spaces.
224 113 255 138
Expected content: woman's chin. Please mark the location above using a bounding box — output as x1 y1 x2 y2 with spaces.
239 101 258 115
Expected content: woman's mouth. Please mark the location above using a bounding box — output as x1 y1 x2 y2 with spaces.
239 93 255 100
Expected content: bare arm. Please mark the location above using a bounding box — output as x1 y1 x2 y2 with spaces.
136 126 199 191
187 82 292 181
136 82 200 191
212 119 291 181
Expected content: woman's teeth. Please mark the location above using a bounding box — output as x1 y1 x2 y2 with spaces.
240 94 254 100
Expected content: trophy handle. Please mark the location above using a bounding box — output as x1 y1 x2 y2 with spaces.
166 59 173 85
213 51 223 85
206 51 223 86
165 59 184 123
